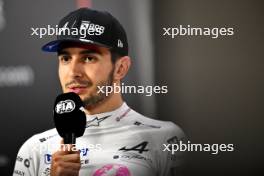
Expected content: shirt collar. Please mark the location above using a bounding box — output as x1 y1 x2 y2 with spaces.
85 102 131 128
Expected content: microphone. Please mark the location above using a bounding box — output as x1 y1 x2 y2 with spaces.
53 92 86 144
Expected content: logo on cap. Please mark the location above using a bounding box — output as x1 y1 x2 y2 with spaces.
80 20 105 36
55 100 76 114
118 39 123 48
59 22 69 34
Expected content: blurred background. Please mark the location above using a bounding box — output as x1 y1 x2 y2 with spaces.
0 0 263 175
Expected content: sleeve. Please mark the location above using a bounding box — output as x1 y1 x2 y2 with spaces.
158 122 187 176
13 135 40 176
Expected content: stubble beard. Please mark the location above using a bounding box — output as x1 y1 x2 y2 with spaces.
82 67 115 109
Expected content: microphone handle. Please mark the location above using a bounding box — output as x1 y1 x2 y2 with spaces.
64 133 76 144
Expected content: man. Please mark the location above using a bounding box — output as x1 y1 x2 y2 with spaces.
13 8 185 176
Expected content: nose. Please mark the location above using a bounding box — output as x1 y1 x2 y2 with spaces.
68 59 83 78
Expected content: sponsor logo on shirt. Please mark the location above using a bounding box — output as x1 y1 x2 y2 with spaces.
16 156 31 168
115 108 131 121
86 115 111 128
80 148 89 156
24 158 30 168
81 159 89 165
39 134 58 143
44 154 52 164
166 136 186 162
93 164 130 176
117 141 152 166
119 141 149 154
113 152 152 164
39 138 46 142
167 136 181 144
42 167 50 176
44 147 89 164
134 121 161 128
13 170 25 176
16 156 23 162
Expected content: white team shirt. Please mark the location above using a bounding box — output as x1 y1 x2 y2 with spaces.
13 102 185 176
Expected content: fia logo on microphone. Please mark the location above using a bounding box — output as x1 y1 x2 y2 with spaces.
55 100 75 114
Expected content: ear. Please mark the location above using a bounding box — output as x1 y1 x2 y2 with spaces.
113 56 131 80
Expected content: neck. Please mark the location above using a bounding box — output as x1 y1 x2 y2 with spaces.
84 92 123 115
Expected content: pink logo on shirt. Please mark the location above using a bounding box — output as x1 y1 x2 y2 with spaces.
93 164 131 176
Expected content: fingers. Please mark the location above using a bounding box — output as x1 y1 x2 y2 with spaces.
53 161 81 171
53 153 80 163
51 138 81 176
51 152 81 176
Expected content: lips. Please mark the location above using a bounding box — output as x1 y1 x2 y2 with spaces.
67 85 88 94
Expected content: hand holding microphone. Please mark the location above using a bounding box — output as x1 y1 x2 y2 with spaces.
51 92 86 176
51 140 81 176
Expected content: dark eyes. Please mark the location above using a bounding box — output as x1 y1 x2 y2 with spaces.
83 56 97 63
59 55 71 63
58 55 97 64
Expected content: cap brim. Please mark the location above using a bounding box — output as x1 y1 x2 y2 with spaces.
42 38 111 52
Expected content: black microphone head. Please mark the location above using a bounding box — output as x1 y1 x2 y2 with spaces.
53 92 86 143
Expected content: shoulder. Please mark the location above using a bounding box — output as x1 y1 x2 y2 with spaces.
20 128 59 150
129 109 186 141
33 128 59 143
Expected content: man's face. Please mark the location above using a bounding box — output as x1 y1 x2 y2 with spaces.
58 44 114 108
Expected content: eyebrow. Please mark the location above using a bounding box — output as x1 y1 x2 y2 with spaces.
57 49 102 56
